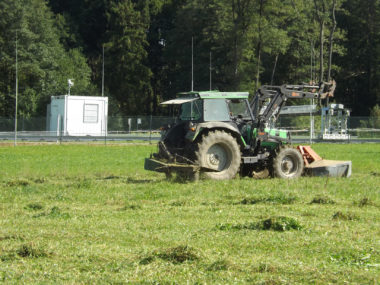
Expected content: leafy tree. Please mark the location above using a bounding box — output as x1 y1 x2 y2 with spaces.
0 0 92 117
336 0 380 115
369 105 380 128
104 0 152 115
0 0 378 118
161 0 236 98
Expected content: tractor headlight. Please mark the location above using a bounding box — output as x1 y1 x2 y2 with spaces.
189 122 196 132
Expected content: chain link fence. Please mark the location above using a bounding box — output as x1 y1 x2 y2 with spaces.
1 115 379 144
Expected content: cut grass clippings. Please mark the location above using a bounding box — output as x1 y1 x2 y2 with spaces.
355 197 376 207
25 203 44 211
140 245 200 265
332 211 358 221
310 195 336 204
217 216 302 232
32 206 70 219
1 244 50 262
16 244 50 258
238 193 298 205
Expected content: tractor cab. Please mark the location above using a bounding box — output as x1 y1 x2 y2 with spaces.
161 91 251 122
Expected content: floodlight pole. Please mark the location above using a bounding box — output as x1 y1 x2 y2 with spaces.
14 31 18 147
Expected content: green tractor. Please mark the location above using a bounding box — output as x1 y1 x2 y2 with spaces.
145 82 338 180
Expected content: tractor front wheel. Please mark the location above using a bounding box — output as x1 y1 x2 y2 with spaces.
273 147 304 179
196 130 241 180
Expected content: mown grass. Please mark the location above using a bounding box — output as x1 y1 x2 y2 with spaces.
0 143 379 283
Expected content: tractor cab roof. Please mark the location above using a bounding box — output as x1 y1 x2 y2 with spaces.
161 91 249 105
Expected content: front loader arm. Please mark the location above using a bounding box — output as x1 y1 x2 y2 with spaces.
250 81 336 129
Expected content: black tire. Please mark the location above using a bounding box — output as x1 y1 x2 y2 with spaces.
196 130 241 180
273 147 304 179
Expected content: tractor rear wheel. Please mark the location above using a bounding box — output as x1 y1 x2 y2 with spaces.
196 130 241 180
273 147 304 179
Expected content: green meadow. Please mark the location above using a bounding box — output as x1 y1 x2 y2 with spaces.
0 143 379 283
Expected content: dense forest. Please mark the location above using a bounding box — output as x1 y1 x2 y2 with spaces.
0 0 379 117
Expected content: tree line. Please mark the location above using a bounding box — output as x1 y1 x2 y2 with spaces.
0 0 379 117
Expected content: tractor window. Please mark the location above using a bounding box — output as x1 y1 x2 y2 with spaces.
179 99 203 121
228 99 251 119
203 99 230 121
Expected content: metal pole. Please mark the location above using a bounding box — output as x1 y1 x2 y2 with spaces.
102 45 104 97
191 37 194 91
14 31 18 147
310 41 314 144
310 41 313 83
209 51 212 91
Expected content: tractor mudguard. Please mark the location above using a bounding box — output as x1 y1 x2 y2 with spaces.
186 122 244 145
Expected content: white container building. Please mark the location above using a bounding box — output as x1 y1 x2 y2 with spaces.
47 95 108 136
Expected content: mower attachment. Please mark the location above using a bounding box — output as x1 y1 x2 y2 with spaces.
144 158 200 173
298 145 352 178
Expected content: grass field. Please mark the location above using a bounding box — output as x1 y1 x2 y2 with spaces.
0 143 379 283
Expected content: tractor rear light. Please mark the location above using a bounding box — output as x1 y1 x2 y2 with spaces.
190 127 196 132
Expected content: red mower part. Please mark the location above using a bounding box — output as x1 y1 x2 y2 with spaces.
297 145 322 166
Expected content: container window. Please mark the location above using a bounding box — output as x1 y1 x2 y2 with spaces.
84 104 99 123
